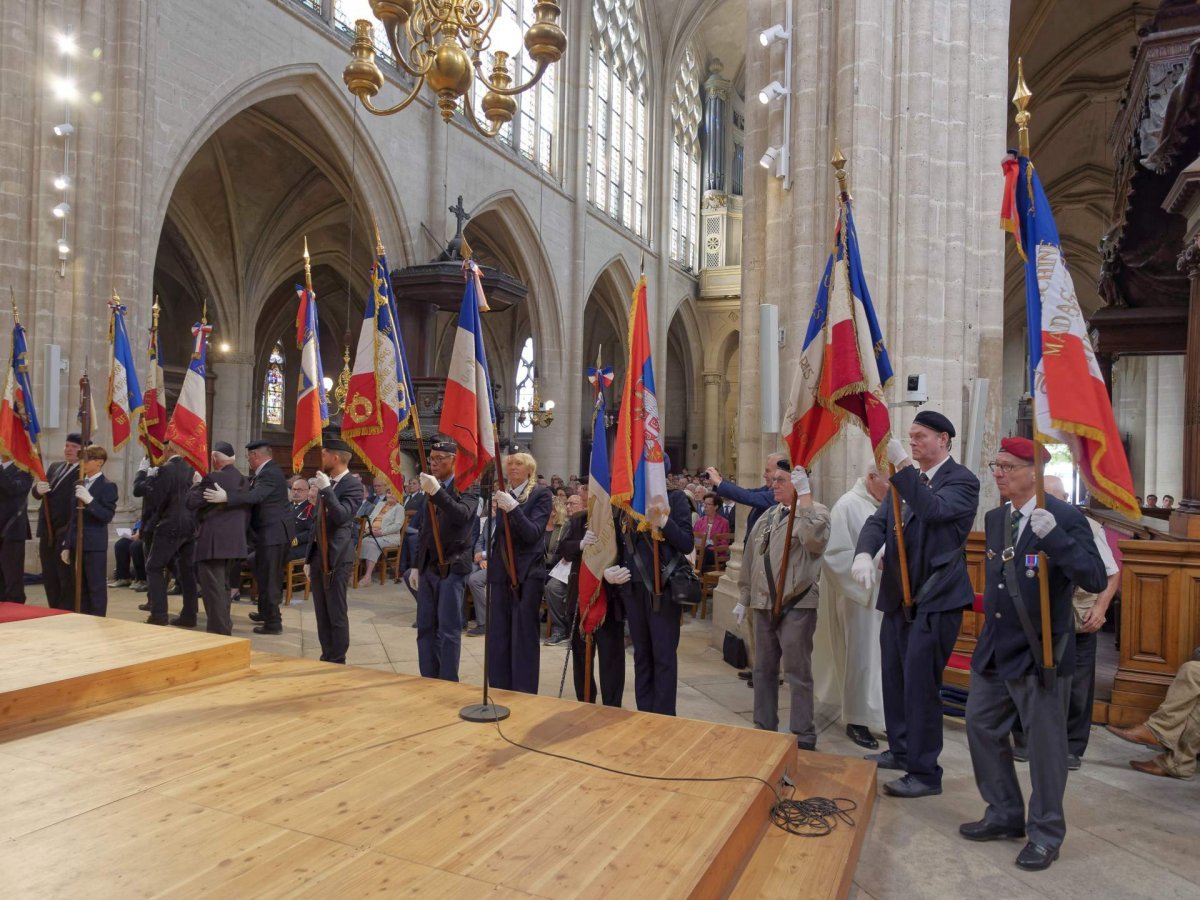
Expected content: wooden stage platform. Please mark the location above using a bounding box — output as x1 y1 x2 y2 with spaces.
0 615 875 898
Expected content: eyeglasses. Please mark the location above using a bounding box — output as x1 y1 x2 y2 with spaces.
987 462 1031 474
428 453 453 463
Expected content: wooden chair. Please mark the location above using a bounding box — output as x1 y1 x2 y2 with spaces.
693 531 733 619
378 546 403 584
351 517 368 588
284 558 310 605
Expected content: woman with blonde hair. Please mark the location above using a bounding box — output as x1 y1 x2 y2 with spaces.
488 451 553 693
358 486 405 585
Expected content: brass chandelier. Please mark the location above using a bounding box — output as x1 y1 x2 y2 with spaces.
342 0 566 137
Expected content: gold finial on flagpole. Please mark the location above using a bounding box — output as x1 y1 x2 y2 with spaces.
832 141 850 197
201 298 208 326
1013 57 1032 157
152 294 160 329
10 286 19 323
303 236 315 295
373 220 384 256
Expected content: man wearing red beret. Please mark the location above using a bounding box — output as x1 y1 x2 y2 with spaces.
959 437 1106 871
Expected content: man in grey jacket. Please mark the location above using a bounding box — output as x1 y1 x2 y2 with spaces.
737 459 831 750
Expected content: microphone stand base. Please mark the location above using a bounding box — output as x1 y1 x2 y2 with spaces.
459 702 510 723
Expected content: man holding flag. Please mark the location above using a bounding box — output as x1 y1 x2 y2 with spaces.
610 274 694 716
292 272 328 474
0 308 43 604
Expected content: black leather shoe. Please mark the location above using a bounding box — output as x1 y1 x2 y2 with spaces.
248 612 264 623
1066 754 1082 771
169 616 197 628
797 739 816 751
253 624 283 635
865 750 906 770
737 670 752 681
1015 841 1059 871
138 602 151 612
959 818 1026 842
881 774 942 798
846 724 879 749
145 616 168 626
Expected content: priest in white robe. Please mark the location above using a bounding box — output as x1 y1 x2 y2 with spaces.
813 469 888 748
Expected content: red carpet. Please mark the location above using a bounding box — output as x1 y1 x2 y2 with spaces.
0 603 71 624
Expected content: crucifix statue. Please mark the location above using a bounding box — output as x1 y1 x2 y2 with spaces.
443 195 471 260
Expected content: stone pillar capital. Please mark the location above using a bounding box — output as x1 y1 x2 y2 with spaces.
703 372 723 386
1179 236 1200 279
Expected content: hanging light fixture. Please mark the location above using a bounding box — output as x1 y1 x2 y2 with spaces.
342 1 566 137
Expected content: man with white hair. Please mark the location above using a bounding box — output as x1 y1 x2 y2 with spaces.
815 465 889 749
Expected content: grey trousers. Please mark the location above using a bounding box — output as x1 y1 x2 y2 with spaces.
197 558 233 636
465 566 487 627
753 607 817 743
966 668 1070 849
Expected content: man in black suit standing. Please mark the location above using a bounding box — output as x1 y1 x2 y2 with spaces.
143 441 200 627
0 451 34 602
205 439 293 635
187 441 249 635
307 434 364 664
287 476 315 561
63 445 118 616
959 437 1106 871
31 432 83 609
853 410 980 798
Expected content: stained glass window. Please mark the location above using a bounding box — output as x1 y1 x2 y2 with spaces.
334 0 394 63
670 42 702 266
486 0 557 174
262 341 285 426
586 0 648 236
515 337 534 434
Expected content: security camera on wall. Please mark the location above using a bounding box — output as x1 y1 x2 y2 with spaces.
904 374 929 406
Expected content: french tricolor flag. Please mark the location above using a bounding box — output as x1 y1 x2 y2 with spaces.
164 319 212 475
439 261 495 490
107 301 143 453
292 284 327 473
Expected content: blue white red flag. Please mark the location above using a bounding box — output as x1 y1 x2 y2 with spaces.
781 189 894 470
164 318 212 475
0 320 46 480
612 275 668 531
580 363 616 635
107 300 144 454
1001 153 1137 516
438 261 496 490
342 250 416 495
292 283 328 473
141 311 168 465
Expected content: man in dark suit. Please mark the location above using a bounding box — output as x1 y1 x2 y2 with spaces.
63 445 118 616
0 452 34 602
488 452 554 694
31 432 83 609
143 441 200 627
287 476 315 561
606 483 694 716
307 434 365 664
853 410 980 797
959 437 1106 871
205 439 293 635
399 477 425 576
409 436 480 682
563 496 625 707
187 442 249 635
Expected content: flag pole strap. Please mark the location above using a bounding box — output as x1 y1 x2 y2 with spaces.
773 496 798 622
491 436 519 589
409 419 447 576
74 372 92 615
889 464 914 612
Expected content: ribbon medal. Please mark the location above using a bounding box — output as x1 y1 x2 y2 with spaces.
1024 554 1038 579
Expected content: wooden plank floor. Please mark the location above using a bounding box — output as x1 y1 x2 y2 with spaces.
0 614 249 728
0 647 874 897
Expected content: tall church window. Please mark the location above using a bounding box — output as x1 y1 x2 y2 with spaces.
490 0 558 174
586 0 649 236
334 0 395 63
514 337 535 434
262 341 285 427
670 43 702 266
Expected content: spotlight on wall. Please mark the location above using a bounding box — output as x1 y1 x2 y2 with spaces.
57 238 70 257
218 341 232 354
51 76 78 102
758 81 788 105
55 32 78 56
758 24 788 47
322 376 334 392
53 174 70 191
760 146 781 169
53 122 74 137
52 201 71 219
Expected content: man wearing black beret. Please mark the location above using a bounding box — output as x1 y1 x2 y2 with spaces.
31 432 84 608
852 410 980 798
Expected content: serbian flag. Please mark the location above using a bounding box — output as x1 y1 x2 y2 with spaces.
580 365 617 634
141 316 168 465
438 260 496 490
612 275 668 531
292 284 328 473
164 319 212 475
106 301 144 453
781 190 894 470
0 321 46 480
1002 153 1138 516
342 250 415 495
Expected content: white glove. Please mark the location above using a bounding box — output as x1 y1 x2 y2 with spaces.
886 438 909 467
419 472 441 495
147 466 159 477
1029 507 1057 538
35 480 50 495
303 564 310 580
791 467 811 496
406 569 419 592
733 602 747 625
75 484 93 505
203 484 228 504
603 565 631 585
580 529 599 548
494 491 518 512
648 505 669 529
61 549 70 564
313 470 331 490
192 470 202 485
851 552 875 590
138 457 149 473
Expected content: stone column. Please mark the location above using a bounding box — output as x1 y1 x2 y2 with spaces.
702 60 730 194
702 372 722 465
211 351 255 453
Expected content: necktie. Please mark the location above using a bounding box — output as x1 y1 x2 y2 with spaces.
919 472 930 488
1010 508 1022 547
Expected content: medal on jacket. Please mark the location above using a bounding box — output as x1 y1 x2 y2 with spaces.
1025 553 1038 578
